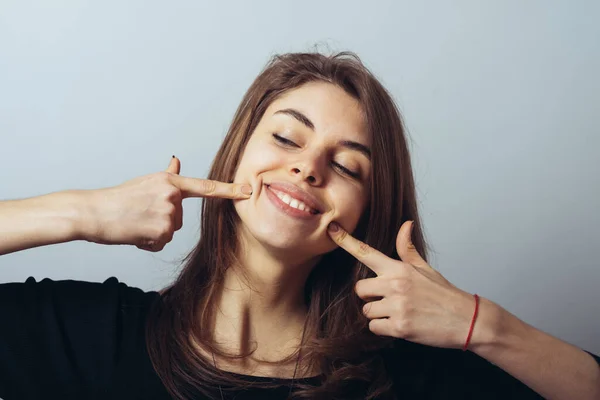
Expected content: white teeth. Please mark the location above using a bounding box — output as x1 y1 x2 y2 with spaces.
272 189 315 213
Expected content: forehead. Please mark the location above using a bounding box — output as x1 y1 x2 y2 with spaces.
263 81 370 145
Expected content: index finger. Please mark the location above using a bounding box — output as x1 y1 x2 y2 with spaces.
169 175 252 200
327 222 391 276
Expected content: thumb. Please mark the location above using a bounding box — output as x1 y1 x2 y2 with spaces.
396 220 427 268
166 155 181 175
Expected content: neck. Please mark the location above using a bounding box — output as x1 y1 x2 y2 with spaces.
211 227 319 356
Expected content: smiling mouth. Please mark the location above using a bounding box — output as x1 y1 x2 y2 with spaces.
266 186 320 215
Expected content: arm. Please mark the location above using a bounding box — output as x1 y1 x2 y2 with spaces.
0 190 91 256
1 157 252 257
327 221 599 399
471 296 600 400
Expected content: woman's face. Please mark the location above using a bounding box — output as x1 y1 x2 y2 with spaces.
233 81 371 259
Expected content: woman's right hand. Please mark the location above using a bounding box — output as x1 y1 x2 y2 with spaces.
81 156 252 252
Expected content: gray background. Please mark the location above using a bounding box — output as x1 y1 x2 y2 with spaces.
1 1 598 354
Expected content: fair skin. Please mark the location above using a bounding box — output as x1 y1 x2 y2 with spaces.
1 81 598 397
327 222 600 399
203 82 600 396
203 81 372 377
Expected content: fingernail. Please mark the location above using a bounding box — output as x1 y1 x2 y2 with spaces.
172 155 175 158
241 185 253 195
328 222 339 232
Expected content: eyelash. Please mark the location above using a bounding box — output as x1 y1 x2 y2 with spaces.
272 133 361 179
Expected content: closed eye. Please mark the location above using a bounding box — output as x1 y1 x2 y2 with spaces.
333 162 360 179
272 133 299 147
272 133 361 179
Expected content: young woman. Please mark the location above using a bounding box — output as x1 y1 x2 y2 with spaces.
1 52 598 400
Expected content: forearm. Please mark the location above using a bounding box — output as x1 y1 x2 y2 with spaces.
470 297 600 400
0 190 91 256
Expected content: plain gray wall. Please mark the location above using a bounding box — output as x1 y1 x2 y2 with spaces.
1 1 598 355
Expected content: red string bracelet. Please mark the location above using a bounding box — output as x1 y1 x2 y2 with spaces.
462 294 480 352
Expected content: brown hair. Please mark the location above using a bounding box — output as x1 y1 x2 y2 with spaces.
145 51 429 399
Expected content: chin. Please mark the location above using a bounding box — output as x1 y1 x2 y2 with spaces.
233 191 336 259
248 221 310 251
236 217 332 260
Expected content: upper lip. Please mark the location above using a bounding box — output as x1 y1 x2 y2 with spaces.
266 181 325 213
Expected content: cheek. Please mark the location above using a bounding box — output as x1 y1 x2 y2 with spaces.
331 186 368 231
234 140 281 182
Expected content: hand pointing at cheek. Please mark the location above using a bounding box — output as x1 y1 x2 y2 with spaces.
327 221 492 350
81 156 253 252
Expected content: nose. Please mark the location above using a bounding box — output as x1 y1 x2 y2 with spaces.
290 167 319 184
290 159 323 185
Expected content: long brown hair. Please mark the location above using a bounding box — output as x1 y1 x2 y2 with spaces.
146 51 429 400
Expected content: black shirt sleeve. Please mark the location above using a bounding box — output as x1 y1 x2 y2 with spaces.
0 276 160 400
387 338 600 399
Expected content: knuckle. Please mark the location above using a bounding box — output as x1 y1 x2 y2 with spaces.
158 232 171 243
393 318 409 337
161 220 173 235
201 179 217 194
151 223 170 240
164 187 181 202
175 218 183 231
137 238 158 252
149 243 164 252
362 303 371 316
165 229 175 242
157 237 170 249
157 171 171 181
356 242 372 257
368 319 376 332
336 229 348 243
395 300 414 319
389 277 412 294
151 228 163 241
138 239 152 248
165 203 177 217
354 280 363 294
392 299 406 315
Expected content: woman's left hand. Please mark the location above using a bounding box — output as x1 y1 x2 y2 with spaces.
327 220 479 349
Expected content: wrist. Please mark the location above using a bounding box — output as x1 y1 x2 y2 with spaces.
465 296 505 354
55 189 98 242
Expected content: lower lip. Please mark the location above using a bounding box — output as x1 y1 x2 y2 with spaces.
265 185 318 220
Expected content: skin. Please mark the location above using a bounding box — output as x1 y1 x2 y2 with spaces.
207 81 372 377
3 79 595 395
189 82 600 397
328 219 600 399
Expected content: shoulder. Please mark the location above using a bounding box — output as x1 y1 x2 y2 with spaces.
0 276 162 399
0 275 161 330
0 275 158 303
3 275 161 316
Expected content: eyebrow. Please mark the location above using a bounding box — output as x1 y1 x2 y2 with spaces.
274 108 371 159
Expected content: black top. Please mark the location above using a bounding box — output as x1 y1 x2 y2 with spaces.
0 277 598 399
